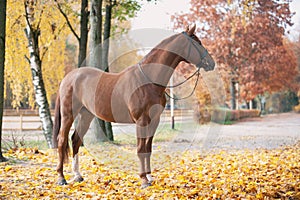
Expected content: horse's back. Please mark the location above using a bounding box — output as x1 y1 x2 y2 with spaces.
59 67 104 115
64 67 103 80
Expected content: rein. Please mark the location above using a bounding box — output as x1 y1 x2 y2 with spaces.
137 62 200 89
137 32 209 101
165 68 201 100
138 63 201 100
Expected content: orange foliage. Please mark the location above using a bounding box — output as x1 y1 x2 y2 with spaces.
172 0 298 102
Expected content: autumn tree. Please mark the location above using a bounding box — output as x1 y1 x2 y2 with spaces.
5 0 67 109
24 0 54 148
5 0 33 108
0 0 7 162
89 0 110 141
294 36 300 91
172 0 297 109
55 0 88 68
1 0 70 148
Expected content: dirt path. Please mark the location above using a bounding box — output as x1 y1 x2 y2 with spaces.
210 112 300 150
155 112 300 152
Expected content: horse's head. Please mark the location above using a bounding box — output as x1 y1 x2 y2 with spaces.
181 25 215 71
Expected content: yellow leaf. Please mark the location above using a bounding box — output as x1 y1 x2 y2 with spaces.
4 166 12 172
256 192 263 199
198 172 203 179
73 181 86 187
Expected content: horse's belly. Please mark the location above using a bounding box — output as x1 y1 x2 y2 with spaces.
91 98 134 123
109 105 135 123
92 110 133 123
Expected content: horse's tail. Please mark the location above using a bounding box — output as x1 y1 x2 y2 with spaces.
53 92 61 148
52 92 70 162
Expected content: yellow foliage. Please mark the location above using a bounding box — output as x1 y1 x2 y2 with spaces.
1 143 300 199
194 69 227 124
294 104 300 113
5 0 72 108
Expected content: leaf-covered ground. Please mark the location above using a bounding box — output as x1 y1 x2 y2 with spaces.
1 142 300 199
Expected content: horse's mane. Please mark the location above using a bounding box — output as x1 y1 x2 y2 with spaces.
154 33 180 49
141 33 181 63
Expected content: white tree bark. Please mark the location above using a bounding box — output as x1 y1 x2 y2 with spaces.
24 0 53 148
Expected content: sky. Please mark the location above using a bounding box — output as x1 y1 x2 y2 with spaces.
131 0 300 40
289 0 300 40
131 0 189 30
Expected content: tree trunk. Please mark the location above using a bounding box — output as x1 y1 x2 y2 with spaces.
78 0 89 67
90 0 102 67
89 0 107 142
0 0 7 162
25 0 53 148
230 79 236 110
102 3 112 70
101 1 114 141
89 0 114 142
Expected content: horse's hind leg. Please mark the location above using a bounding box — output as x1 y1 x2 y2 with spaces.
71 107 94 182
56 114 74 185
56 98 81 185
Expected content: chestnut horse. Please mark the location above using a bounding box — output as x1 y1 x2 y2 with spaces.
53 25 215 188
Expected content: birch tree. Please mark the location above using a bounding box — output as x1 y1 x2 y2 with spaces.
24 0 53 148
4 0 66 110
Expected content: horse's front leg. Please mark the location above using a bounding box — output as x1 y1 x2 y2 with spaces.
136 116 159 188
137 137 153 188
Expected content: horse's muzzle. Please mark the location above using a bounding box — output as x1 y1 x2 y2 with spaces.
197 54 215 71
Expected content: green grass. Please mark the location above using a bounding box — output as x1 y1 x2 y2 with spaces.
113 128 182 145
113 133 177 145
113 122 200 145
2 121 201 151
223 120 233 125
1 139 48 152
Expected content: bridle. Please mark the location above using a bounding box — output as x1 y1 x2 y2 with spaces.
138 31 210 100
182 31 209 69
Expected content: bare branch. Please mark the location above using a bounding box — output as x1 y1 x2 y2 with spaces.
24 55 30 63
36 7 43 29
54 0 80 42
40 23 66 61
24 0 33 33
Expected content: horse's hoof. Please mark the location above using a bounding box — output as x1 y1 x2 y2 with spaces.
73 176 84 182
141 182 151 189
57 178 68 185
146 174 154 184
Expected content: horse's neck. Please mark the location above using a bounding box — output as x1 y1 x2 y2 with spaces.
139 48 184 87
142 47 183 68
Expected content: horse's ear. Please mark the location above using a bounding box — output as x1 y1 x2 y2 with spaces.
187 24 196 35
185 25 189 33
